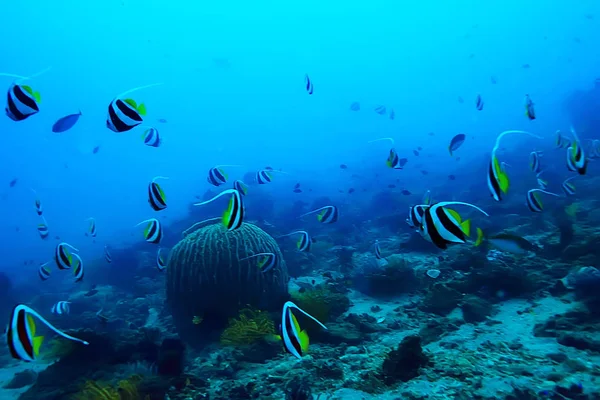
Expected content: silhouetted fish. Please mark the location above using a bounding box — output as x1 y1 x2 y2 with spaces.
92 146 100 154
401 189 412 195
52 111 82 133
340 164 348 169
350 102 360 111
413 150 419 156
9 178 17 187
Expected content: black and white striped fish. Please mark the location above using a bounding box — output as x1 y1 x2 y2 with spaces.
208 167 228 186
106 83 161 133
406 205 428 228
561 176 577 196
304 74 314 95
300 205 339 224
85 217 96 237
240 252 277 273
157 248 167 271
5 83 40 121
104 245 112 263
37 217 49 239
194 189 245 231
386 148 408 169
556 130 572 149
233 180 248 196
136 218 163 244
526 189 560 213
51 301 70 315
566 127 587 175
524 94 536 120
6 304 89 362
278 231 312 252
420 201 489 250
374 240 383 260
475 94 484 111
142 127 161 147
536 171 548 190
529 151 542 173
256 169 272 184
281 301 326 359
54 242 79 270
38 263 51 281
148 176 168 211
72 253 84 282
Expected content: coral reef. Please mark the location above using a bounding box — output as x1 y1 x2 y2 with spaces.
220 307 276 346
381 335 430 385
291 285 351 324
352 254 418 298
166 221 288 346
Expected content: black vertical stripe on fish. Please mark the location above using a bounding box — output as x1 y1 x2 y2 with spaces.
107 102 131 132
148 181 167 211
284 308 303 356
16 309 34 360
6 90 26 121
487 160 502 201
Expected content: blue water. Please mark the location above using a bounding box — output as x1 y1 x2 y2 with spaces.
1 0 599 287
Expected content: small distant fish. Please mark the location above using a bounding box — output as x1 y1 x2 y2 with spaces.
522 64 530 69
279 231 313 252
536 172 548 190
233 180 248 196
9 178 17 188
401 189 412 195
567 127 587 175
300 206 339 224
449 133 466 156
293 188 302 193
413 150 419 156
96 308 109 324
340 164 348 169
555 130 571 149
448 175 456 180
38 263 51 281
192 315 203 325
348 188 355 194
148 176 168 211
294 183 301 189
51 301 70 315
157 118 168 123
157 248 167 271
92 146 100 154
428 132 435 136
526 189 560 212
37 217 49 239
529 151 542 173
420 170 428 175
524 94 536 120
386 149 407 169
256 169 272 184
31 190 42 216
350 102 360 111
417 146 423 151
374 105 386 115
142 127 161 147
281 301 327 360
458 97 464 104
388 184 396 188
475 229 535 254
374 240 383 260
475 94 484 111
104 245 112 263
54 242 79 270
490 76 497 84
240 252 277 273
561 176 577 196
304 74 314 95
52 111 82 133
389 108 395 120
136 218 163 244
85 217 97 237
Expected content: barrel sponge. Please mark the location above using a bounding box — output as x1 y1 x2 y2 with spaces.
166 221 288 334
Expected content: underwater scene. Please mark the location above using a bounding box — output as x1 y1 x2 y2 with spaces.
2 0 600 399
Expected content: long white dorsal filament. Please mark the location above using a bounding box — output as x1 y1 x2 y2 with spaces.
116 82 164 99
135 218 157 227
435 201 489 217
22 305 89 345
194 189 236 206
299 206 329 218
277 230 307 239
284 301 327 330
530 189 561 197
368 137 395 146
240 252 273 261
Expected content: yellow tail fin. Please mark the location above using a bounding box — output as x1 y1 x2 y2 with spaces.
33 335 44 357
460 219 471 237
474 227 484 247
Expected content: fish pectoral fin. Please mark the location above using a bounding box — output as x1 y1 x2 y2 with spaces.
299 329 309 353
460 219 471 237
33 335 44 357
475 227 484 246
